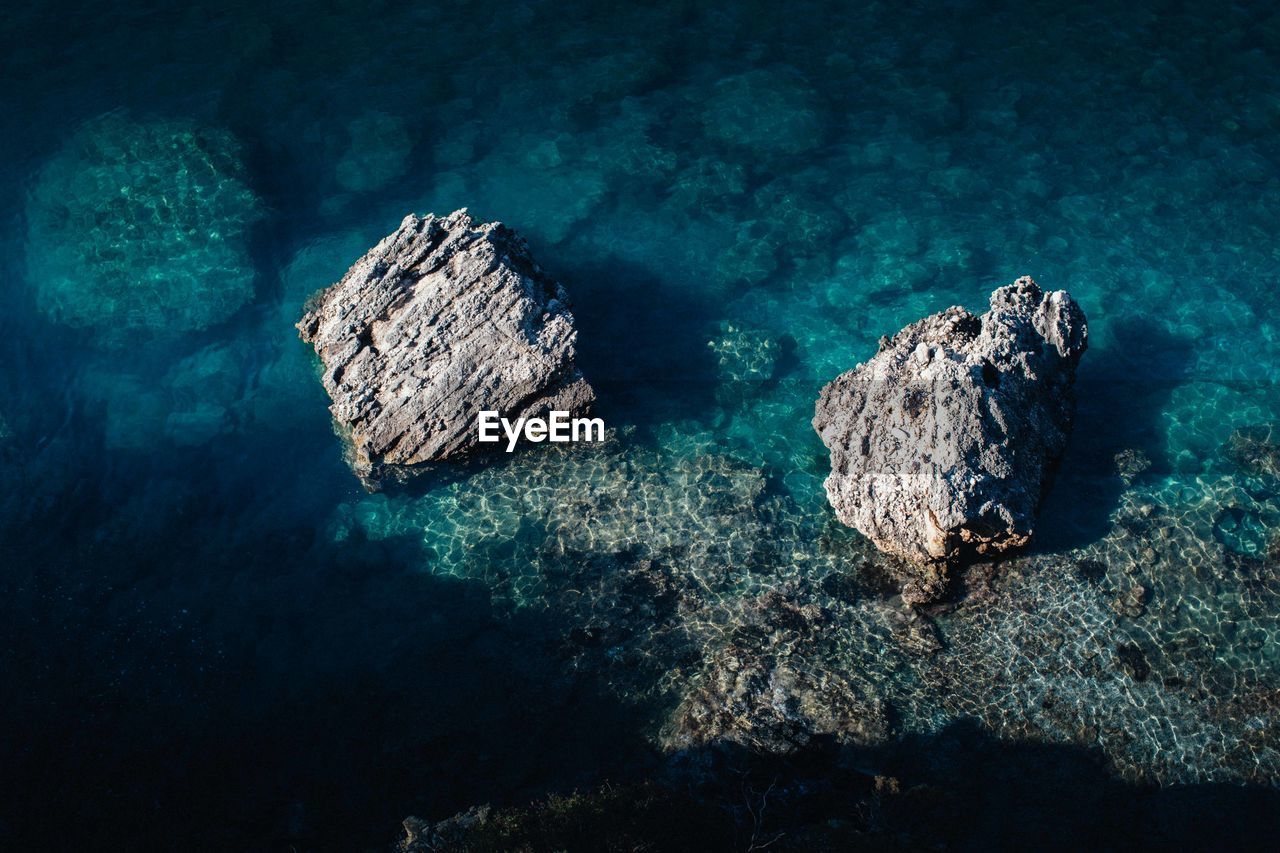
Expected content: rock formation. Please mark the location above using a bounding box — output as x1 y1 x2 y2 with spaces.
813 277 1087 604
298 209 594 489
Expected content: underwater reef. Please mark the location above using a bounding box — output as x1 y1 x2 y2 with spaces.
24 113 263 346
815 277 1088 604
298 210 595 489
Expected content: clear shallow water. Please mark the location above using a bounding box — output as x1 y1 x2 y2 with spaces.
2 0 1280 848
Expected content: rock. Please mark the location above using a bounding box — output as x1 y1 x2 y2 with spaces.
707 323 781 384
665 642 890 753
1114 642 1151 682
1213 506 1269 558
399 805 491 852
900 562 950 608
1075 559 1107 585
663 591 890 753
1114 448 1152 484
813 277 1087 598
298 209 595 489
1225 425 1280 479
886 608 944 656
1110 582 1149 618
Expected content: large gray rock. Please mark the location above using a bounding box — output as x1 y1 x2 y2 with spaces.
813 277 1087 604
298 209 594 489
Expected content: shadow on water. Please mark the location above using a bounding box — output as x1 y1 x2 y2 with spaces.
561 257 721 435
648 721 1280 852
1034 315 1196 554
0 471 657 852
3 419 1277 852
371 721 1280 852
861 719 1280 851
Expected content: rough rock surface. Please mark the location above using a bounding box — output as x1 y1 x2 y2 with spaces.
813 277 1087 603
298 209 594 488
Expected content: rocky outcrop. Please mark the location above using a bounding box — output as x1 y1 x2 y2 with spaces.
298 210 595 489
400 806 492 851
813 277 1087 604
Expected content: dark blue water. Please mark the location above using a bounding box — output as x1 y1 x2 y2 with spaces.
3 0 1280 849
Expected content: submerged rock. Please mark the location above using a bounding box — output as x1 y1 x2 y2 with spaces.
665 590 891 753
334 111 412 193
25 114 263 346
700 66 828 156
330 437 767 601
1225 425 1280 479
1114 448 1153 484
298 209 594 489
400 805 492 852
707 322 781 384
813 277 1087 604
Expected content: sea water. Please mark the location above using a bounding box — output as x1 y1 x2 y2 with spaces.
2 0 1279 848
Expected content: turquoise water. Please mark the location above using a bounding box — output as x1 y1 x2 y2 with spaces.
3 0 1280 848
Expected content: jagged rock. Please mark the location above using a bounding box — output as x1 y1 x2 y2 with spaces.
399 805 491 852
813 277 1087 601
298 209 595 489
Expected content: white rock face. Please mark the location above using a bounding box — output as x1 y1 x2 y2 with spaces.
298 210 595 489
813 277 1088 604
